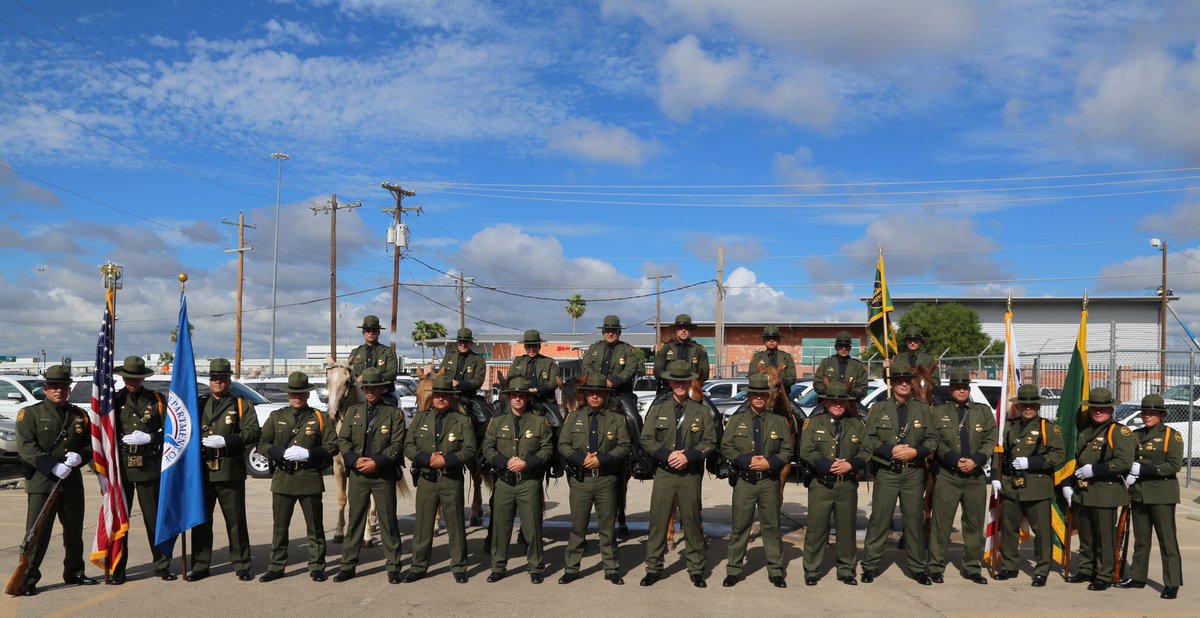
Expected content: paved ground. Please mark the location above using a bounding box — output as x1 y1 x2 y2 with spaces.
2 465 1199 617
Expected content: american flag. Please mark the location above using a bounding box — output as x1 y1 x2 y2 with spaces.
89 289 128 573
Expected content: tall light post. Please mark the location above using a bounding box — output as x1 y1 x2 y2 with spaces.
1151 237 1167 389
269 152 290 377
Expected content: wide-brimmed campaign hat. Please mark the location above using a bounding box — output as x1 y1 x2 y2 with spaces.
115 356 155 378
834 331 854 346
1084 387 1117 407
579 374 610 391
947 368 972 385
521 329 545 345
431 375 458 394
820 381 856 401
209 358 233 376
598 315 623 330
1010 384 1042 404
659 359 698 382
1140 393 1167 413
672 314 696 328
360 367 392 387
887 359 916 380
358 315 383 330
502 377 532 394
43 364 73 383
455 328 474 342
286 371 317 393
903 326 925 341
746 373 772 393
761 325 781 339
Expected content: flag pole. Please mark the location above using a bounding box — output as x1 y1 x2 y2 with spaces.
100 264 121 585
880 245 893 397
178 272 189 582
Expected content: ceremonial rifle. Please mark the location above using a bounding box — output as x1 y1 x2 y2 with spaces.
6 478 65 596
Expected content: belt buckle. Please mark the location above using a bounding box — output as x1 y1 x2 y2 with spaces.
754 471 765 480
127 444 142 455
206 458 221 471
589 469 600 478
127 455 143 468
1078 479 1089 489
514 471 524 482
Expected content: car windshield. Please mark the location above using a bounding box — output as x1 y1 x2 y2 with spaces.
795 389 819 408
395 383 416 397
17 379 47 401
1161 384 1200 402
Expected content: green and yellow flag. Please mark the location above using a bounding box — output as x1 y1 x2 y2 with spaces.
868 250 898 358
1051 303 1089 567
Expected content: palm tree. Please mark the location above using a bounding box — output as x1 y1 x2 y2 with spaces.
411 320 448 363
169 324 195 343
566 294 587 334
157 351 174 371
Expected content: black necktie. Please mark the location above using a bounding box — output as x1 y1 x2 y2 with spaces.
513 414 521 448
526 358 536 380
834 418 842 458
958 405 970 456
909 353 917 368
589 411 599 451
363 404 378 456
897 402 908 444
838 357 848 379
753 415 763 455
674 403 685 449
601 344 614 376
366 346 375 369
435 412 444 446
768 350 777 367
454 354 467 382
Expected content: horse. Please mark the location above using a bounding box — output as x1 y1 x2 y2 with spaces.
324 359 411 546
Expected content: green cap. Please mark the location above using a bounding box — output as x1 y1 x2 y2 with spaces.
360 367 391 387
358 315 383 330
431 375 458 394
521 329 545 345
887 359 916 380
762 325 781 339
746 373 772 393
115 356 155 378
821 381 856 401
672 314 695 328
286 371 317 393
1011 384 1042 404
43 364 73 383
834 331 854 345
1085 387 1116 407
502 377 532 394
660 359 698 382
1140 394 1167 413
209 358 233 376
947 367 972 385
455 328 474 341
598 315 623 330
580 374 610 391
903 326 925 340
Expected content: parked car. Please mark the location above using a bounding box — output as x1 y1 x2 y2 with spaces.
0 374 47 423
1118 384 1200 461
0 416 17 463
859 378 1003 413
703 378 749 400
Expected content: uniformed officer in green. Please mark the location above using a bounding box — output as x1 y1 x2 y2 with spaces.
404 375 477 583
558 374 631 585
258 372 338 582
112 355 174 583
860 359 938 584
580 315 643 422
333 367 407 584
508 329 560 410
748 326 797 392
188 358 261 582
801 381 868 586
884 326 940 388
813 331 869 399
14 365 97 596
439 327 489 420
721 373 793 589
640 360 717 588
348 315 400 404
1116 394 1183 599
1063 387 1135 590
928 368 996 584
991 384 1065 586
482 377 554 583
653 314 710 386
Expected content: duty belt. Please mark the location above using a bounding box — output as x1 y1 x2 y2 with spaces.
657 460 701 475
880 459 916 473
498 469 535 485
569 466 611 480
738 470 778 484
280 460 317 473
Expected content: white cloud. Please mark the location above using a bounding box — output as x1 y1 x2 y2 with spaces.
1139 194 1200 237
318 0 495 31
546 119 659 166
722 266 856 322
772 146 827 188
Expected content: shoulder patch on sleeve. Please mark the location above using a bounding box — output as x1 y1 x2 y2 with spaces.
1175 431 1184 442
1053 425 1061 435
1120 426 1132 436
16 408 25 422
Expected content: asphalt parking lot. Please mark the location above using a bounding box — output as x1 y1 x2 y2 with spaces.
2 464 1199 617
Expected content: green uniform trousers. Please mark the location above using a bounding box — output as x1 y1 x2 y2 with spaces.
999 494 1052 576
726 478 784 578
804 479 859 578
411 475 468 575
1128 502 1182 586
1076 505 1117 582
490 477 544 574
341 478 401 572
25 481 86 584
191 480 252 572
929 470 987 577
645 471 705 576
116 480 170 575
564 475 620 575
862 465 927 574
267 493 326 573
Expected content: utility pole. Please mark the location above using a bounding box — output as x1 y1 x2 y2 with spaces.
455 272 474 329
715 247 725 377
222 213 255 378
312 194 361 361
646 272 672 349
269 152 290 377
381 182 421 354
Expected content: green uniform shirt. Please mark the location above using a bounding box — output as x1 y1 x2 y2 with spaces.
404 407 478 474
900 350 940 386
813 355 869 399
1073 421 1135 508
931 401 997 473
720 409 794 472
1130 423 1183 505
439 350 486 395
198 394 261 482
558 405 630 471
800 412 868 476
748 349 797 391
258 405 338 495
580 340 641 393
347 342 399 381
995 416 1065 500
16 400 93 494
653 339 710 383
640 397 716 470
114 388 166 483
863 398 937 466
508 355 559 403
482 411 554 474
337 401 407 481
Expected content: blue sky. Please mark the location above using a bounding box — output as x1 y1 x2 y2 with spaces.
2 0 1200 363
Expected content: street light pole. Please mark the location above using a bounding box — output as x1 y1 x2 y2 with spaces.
1152 237 1167 390
269 152 290 377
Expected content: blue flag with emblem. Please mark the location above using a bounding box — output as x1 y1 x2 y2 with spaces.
155 290 206 555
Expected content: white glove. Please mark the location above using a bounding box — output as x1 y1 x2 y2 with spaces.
122 430 152 446
1062 486 1074 506
283 445 310 462
1124 474 1138 487
52 463 71 479
1012 457 1029 471
202 435 227 449
1075 464 1094 480
991 480 1002 494
64 451 83 467
1130 463 1142 476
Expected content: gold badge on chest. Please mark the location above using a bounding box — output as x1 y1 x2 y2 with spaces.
525 429 533 439
447 432 457 442
381 425 389 434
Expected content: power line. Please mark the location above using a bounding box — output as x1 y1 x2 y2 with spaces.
398 284 520 331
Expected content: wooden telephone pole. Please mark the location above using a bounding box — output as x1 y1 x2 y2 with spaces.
646 272 672 349
455 272 474 329
381 182 421 353
221 212 256 378
311 194 361 361
715 247 725 377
